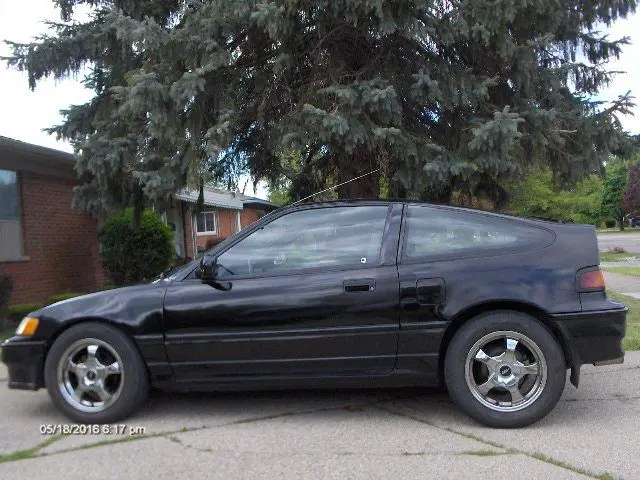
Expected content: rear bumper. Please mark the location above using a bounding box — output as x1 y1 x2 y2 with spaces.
1 336 46 390
552 306 627 367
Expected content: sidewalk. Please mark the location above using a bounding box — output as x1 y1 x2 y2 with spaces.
601 260 640 268
603 271 640 298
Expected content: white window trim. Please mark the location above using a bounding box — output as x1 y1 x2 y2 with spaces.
196 210 219 236
236 210 242 233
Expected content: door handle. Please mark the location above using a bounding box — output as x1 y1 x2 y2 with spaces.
344 279 375 292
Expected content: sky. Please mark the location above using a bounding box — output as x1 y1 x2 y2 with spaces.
1 1 640 199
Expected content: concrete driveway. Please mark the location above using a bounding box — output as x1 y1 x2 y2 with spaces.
1 355 640 479
597 232 640 253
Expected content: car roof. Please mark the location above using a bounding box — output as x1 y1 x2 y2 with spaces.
277 199 565 225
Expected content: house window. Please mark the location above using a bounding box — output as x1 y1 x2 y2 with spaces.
0 169 23 261
196 211 218 235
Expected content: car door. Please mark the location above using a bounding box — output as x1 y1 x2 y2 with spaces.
163 203 402 380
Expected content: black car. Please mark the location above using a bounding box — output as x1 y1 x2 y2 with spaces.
630 216 640 228
1 201 627 428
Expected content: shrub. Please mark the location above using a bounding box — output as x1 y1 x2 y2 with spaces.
99 208 174 286
610 247 628 254
7 303 44 327
50 292 86 304
605 220 616 228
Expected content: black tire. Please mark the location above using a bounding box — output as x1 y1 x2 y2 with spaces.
44 322 149 424
444 311 566 428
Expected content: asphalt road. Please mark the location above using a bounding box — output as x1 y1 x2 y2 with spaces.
597 232 640 253
1 355 640 479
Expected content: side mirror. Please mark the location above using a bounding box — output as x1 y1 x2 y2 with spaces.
199 253 218 282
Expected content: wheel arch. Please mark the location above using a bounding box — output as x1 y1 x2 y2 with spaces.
438 301 574 381
40 317 149 388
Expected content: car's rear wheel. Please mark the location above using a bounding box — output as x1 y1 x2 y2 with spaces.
444 311 566 428
44 322 149 424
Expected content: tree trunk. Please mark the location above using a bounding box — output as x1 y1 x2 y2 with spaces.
388 178 407 199
131 186 145 230
420 182 453 204
131 196 143 229
337 152 380 199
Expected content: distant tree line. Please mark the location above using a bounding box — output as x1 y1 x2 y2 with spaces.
505 153 640 229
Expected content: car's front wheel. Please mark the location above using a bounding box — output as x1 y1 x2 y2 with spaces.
44 322 149 424
444 311 566 428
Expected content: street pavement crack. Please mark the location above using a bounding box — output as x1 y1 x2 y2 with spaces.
0 434 65 464
561 395 640 402
0 403 372 464
372 403 609 480
582 366 640 375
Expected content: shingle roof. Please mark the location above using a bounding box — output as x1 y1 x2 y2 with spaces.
237 192 277 207
0 136 75 164
175 188 244 210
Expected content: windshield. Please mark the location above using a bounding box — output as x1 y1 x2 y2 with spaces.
154 255 202 282
162 214 279 281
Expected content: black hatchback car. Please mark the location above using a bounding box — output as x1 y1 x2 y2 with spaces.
2 201 627 428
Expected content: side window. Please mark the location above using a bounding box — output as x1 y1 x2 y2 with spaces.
0 169 23 261
403 205 554 261
216 206 389 277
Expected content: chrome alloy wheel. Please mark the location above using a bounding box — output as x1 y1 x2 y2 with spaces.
464 331 547 412
57 338 124 413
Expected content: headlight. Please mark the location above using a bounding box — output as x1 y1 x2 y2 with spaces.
16 317 39 336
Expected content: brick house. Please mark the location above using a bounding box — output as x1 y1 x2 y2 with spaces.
167 187 277 260
0 136 104 305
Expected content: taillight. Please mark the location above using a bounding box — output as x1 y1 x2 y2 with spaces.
577 269 605 292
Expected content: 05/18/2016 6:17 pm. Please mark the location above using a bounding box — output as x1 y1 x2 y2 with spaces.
40 424 146 436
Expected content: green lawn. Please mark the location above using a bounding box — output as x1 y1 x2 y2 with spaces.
608 292 640 351
602 266 640 277
599 251 639 262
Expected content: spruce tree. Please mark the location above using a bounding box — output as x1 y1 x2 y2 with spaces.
4 0 638 210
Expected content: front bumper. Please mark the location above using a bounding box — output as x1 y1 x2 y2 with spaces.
1 336 46 390
552 306 627 367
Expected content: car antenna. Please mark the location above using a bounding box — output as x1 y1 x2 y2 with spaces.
289 168 380 206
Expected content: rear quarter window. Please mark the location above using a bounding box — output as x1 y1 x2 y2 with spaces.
402 205 555 262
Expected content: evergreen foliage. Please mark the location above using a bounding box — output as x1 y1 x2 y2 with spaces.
4 0 638 210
